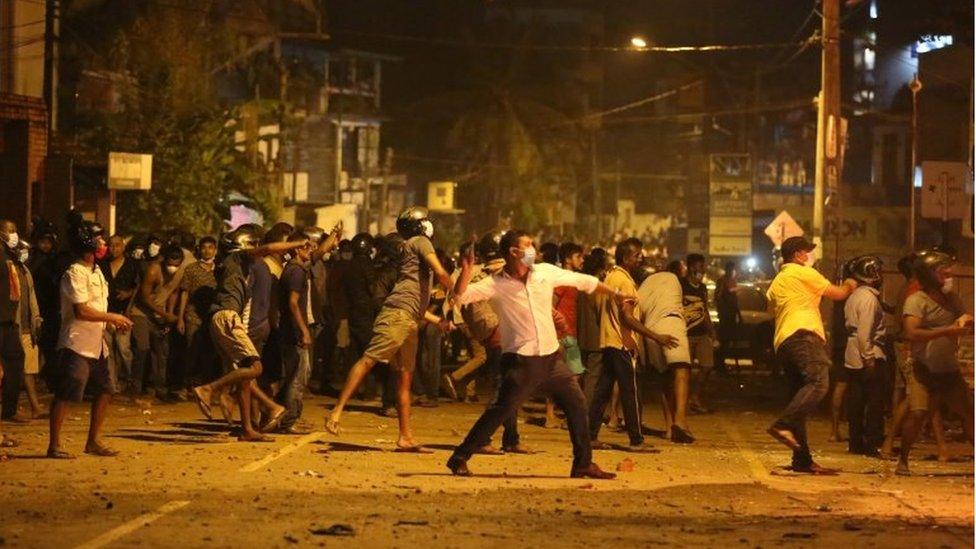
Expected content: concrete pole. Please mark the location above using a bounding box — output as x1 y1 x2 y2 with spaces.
813 0 841 244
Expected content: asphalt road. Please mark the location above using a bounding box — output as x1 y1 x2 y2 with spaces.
0 375 972 548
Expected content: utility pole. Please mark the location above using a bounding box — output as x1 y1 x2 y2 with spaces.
909 74 922 250
813 0 841 247
43 0 60 134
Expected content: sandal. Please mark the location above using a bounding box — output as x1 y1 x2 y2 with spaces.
325 418 341 436
47 448 75 459
192 386 213 420
84 444 120 457
259 408 286 433
394 445 434 454
238 433 275 443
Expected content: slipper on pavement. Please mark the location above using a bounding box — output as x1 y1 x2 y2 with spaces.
394 445 434 454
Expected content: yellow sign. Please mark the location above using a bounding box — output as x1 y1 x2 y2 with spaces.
427 181 457 212
108 152 153 190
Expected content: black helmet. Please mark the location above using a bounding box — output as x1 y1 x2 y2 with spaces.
912 249 954 290
396 206 431 238
351 232 374 256
303 226 325 244
220 223 264 255
30 217 58 246
68 221 103 255
847 255 884 285
476 231 504 261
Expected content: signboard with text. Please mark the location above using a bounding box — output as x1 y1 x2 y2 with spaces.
708 154 752 256
108 152 153 190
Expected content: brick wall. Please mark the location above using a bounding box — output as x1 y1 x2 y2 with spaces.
0 93 47 229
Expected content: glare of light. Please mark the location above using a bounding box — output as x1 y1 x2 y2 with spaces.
914 165 922 188
630 36 648 49
915 35 953 54
745 257 758 270
869 0 878 19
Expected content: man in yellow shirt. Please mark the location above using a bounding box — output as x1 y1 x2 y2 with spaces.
766 237 857 474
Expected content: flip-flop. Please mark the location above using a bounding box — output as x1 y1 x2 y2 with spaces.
238 434 275 443
192 387 213 420
325 418 341 436
766 426 801 451
394 445 434 454
84 445 120 457
47 449 75 459
260 408 287 433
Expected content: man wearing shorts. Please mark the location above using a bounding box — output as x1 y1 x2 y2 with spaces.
47 218 133 458
766 236 857 474
191 224 310 442
327 207 453 452
637 270 695 443
897 250 974 475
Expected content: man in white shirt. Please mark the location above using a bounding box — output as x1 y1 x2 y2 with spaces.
447 230 628 479
47 219 133 459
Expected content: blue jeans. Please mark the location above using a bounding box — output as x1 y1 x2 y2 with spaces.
772 331 831 467
278 344 311 429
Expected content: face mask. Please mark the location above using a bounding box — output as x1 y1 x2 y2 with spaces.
94 244 108 261
340 252 353 261
148 243 161 258
165 265 179 275
283 252 293 262
942 277 954 293
17 249 28 264
420 219 434 239
520 246 536 268
201 257 215 264
5 232 18 249
132 248 145 260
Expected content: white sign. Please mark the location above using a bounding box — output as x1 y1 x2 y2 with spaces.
921 161 970 220
764 210 804 248
427 181 457 212
108 152 153 190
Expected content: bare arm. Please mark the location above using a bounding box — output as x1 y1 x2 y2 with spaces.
312 224 343 262
248 240 307 257
138 263 173 322
176 290 189 333
823 278 858 301
620 300 679 348
903 314 971 343
424 252 453 292
74 303 133 331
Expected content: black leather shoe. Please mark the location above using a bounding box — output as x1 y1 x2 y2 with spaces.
570 463 616 480
447 456 473 476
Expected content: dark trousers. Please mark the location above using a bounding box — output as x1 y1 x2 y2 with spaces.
484 345 519 448
130 316 169 396
846 360 886 453
771 331 831 468
588 347 643 445
452 352 592 472
0 322 25 419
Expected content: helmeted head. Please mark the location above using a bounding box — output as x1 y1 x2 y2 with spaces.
476 231 505 262
396 206 433 239
220 223 265 255
846 255 884 287
68 220 105 257
912 249 955 293
351 232 375 257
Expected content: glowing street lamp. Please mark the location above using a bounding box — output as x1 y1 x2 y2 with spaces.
630 36 648 49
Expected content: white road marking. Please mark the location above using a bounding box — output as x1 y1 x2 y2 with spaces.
75 500 190 549
239 432 323 473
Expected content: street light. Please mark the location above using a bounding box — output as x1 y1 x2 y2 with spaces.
630 36 648 49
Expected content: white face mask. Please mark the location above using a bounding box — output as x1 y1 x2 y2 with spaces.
520 246 536 268
165 265 179 275
942 277 954 293
420 219 434 239
5 232 19 249
148 243 161 258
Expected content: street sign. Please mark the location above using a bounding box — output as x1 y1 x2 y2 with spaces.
108 152 152 190
764 210 804 248
921 161 970 220
708 154 752 256
427 181 457 212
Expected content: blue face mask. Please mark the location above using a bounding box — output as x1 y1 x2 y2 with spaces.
520 246 536 268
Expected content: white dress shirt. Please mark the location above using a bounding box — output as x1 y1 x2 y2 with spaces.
457 262 599 356
58 261 110 359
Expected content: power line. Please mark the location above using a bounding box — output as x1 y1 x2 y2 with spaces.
602 99 814 125
329 28 815 54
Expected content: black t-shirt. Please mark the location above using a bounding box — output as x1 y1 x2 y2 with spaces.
343 254 377 329
278 260 309 345
382 235 435 320
99 257 140 314
680 277 710 337
211 252 250 317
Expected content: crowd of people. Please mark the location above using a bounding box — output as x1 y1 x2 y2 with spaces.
0 207 970 479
